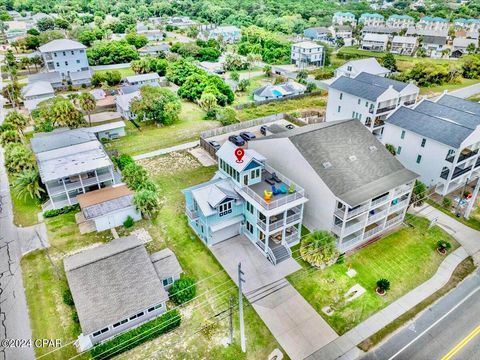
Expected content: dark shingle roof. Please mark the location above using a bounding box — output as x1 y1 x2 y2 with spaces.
414 100 480 130
260 120 418 206
437 94 480 116
330 72 409 102
386 106 475 148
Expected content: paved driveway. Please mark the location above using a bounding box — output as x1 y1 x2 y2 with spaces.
211 236 338 360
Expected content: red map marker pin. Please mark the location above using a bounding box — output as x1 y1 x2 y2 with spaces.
235 148 245 163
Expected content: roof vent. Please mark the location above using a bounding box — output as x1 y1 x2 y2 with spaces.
369 145 377 152
348 155 357 162
322 161 332 169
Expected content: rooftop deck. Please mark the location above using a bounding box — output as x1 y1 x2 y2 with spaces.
240 164 306 211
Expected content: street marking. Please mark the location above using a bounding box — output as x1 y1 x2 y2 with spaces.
441 324 480 360
388 285 480 360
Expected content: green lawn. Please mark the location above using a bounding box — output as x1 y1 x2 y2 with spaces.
9 179 41 227
110 102 218 156
94 67 135 78
22 212 113 359
233 75 268 105
237 93 327 121
288 215 459 335
420 78 480 96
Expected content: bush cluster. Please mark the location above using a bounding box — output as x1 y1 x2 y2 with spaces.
168 277 196 305
43 204 80 218
90 309 181 360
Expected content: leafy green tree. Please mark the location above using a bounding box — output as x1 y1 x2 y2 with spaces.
306 82 317 93
34 97 86 129
237 78 250 92
197 92 218 111
125 33 149 49
13 169 44 200
78 92 96 126
133 189 160 218
24 35 40 50
230 71 240 82
467 43 476 55
131 86 181 125
385 143 396 156
409 180 427 209
4 143 36 173
0 130 21 145
37 17 55 31
168 277 196 305
166 59 203 86
299 230 339 268
263 65 272 77
4 111 28 136
122 163 149 190
215 106 238 125
382 52 397 71
87 40 139 65
297 69 308 80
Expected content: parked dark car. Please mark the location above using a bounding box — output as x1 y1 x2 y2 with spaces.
214 68 225 75
228 135 245 146
240 131 256 141
260 125 268 136
285 124 295 130
208 140 221 151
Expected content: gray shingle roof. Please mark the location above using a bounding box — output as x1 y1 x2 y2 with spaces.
82 194 134 219
151 248 183 280
260 120 418 206
69 69 92 81
28 71 62 84
64 236 168 335
437 94 480 116
31 128 96 154
415 100 480 129
39 39 86 52
21 81 54 97
330 72 408 102
386 106 475 148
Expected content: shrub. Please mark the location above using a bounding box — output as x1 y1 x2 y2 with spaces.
72 310 79 323
437 240 452 251
376 278 390 292
62 288 75 306
442 197 452 208
168 277 196 305
123 215 134 228
122 163 149 191
300 230 339 268
43 204 80 218
90 309 181 359
113 154 134 171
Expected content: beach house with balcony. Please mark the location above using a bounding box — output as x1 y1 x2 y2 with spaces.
418 16 449 31
326 72 419 138
332 12 356 26
39 39 90 80
386 14 415 29
249 120 418 252
334 58 390 78
183 141 308 265
359 13 385 27
31 129 118 210
290 41 324 68
382 94 480 195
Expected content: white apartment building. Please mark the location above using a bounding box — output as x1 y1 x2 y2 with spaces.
290 41 324 68
334 58 390 78
361 33 389 52
386 15 415 29
326 72 419 138
39 39 89 79
332 12 357 26
454 18 480 32
417 16 449 31
382 94 480 196
249 120 418 252
391 36 418 55
359 13 385 27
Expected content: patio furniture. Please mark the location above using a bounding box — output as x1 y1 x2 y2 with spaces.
271 172 281 183
271 185 280 195
265 177 275 185
288 184 296 193
264 190 272 202
279 184 287 194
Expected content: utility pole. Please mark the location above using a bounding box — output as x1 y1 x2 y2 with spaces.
36 229 60 279
464 177 480 219
238 262 246 353
228 295 234 345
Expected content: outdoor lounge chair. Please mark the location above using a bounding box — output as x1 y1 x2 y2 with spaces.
288 184 296 193
265 177 275 185
279 184 287 194
271 185 280 195
264 190 272 202
271 172 281 183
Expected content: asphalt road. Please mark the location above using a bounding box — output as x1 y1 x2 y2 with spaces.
362 269 480 360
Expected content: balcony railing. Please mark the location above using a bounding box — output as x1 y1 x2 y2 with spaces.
389 199 408 213
343 220 366 235
476 158 480 168
240 164 305 211
446 149 479 163
285 228 300 245
371 194 390 207
376 104 397 114
452 165 473 180
394 184 412 196
363 225 383 240
367 209 387 224
186 207 199 220
403 99 416 106
385 215 403 228
335 203 369 220
257 210 301 232
47 172 113 196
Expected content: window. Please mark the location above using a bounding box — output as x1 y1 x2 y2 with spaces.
71 50 74 55
219 201 232 213
154 303 163 309
339 93 343 100
54 52 57 57
421 138 426 147
397 146 402 154
357 98 361 105
65 61 68 66
246 202 254 214
129 315 137 320
347 65 352 71
365 101 369 107
244 174 248 185
62 51 66 56
401 130 405 139
76 59 80 64
162 277 174 287
136 312 144 317
56 62 60 67
246 221 253 234
337 106 341 113
416 155 422 164
93 327 109 337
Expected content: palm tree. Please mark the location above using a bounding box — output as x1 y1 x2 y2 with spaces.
30 56 43 71
133 189 160 219
5 111 28 137
20 57 31 74
14 169 44 200
299 230 339 268
78 92 96 126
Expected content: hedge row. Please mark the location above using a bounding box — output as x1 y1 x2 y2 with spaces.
90 309 181 360
43 204 80 218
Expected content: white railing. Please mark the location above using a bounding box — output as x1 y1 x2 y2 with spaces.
389 199 408 213
363 225 383 240
371 194 390 207
335 203 369 219
394 184 412 196
385 215 402 228
341 234 364 248
186 207 199 220
48 172 113 196
343 221 365 235
267 247 277 265
257 210 301 232
332 225 342 236
284 232 299 245
367 209 387 224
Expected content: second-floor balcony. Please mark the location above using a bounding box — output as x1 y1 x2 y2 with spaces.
376 104 397 114
47 171 113 196
440 165 473 180
186 206 199 220
446 149 479 163
334 202 369 220
240 164 306 212
389 199 409 213
257 206 301 232
403 99 416 106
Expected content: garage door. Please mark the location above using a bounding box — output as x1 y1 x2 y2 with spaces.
211 223 240 244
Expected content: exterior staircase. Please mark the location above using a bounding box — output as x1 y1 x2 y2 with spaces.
271 244 291 264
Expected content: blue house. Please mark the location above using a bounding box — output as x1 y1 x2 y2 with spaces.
183 141 308 265
208 26 241 43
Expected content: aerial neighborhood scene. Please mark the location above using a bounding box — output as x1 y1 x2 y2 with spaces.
3 0 480 359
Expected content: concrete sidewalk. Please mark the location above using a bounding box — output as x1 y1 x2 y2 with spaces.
132 141 199 160
305 246 469 360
